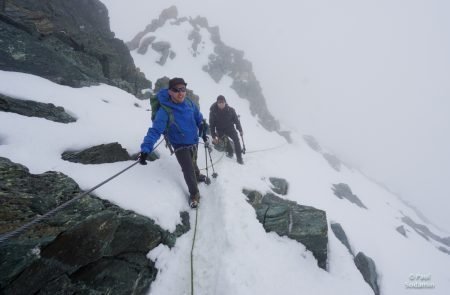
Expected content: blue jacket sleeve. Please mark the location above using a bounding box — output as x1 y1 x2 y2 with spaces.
140 109 169 153
194 104 203 129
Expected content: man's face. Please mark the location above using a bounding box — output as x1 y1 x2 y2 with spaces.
168 84 186 103
217 101 226 110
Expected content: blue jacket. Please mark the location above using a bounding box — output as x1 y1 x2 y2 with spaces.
141 89 204 152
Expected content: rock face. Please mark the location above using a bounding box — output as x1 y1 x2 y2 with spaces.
396 225 407 237
332 183 368 209
0 157 190 294
330 223 353 255
243 189 328 269
401 215 450 255
0 93 76 123
303 135 343 172
0 0 150 97
330 222 381 295
354 252 381 295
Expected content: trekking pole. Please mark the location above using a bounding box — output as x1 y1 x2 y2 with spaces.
240 133 246 154
207 145 218 178
203 144 211 185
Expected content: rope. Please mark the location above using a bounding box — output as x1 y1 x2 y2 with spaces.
245 143 287 154
190 207 199 295
0 139 164 245
199 151 225 171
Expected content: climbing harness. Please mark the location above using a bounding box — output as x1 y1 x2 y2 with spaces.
0 139 164 245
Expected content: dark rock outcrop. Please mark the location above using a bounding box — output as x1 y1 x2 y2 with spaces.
354 252 380 295
61 142 130 164
303 135 322 152
396 225 407 237
402 216 450 247
332 183 368 209
126 6 178 51
0 157 190 294
0 0 150 97
329 221 381 294
330 223 353 255
151 41 172 65
243 189 328 269
323 153 342 172
137 36 156 55
61 142 160 165
0 93 76 123
269 177 289 195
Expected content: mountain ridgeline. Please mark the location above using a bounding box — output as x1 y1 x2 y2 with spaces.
127 5 291 142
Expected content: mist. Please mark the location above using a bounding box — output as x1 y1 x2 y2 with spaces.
102 0 450 231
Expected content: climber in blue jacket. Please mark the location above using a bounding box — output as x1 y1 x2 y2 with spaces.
139 77 208 208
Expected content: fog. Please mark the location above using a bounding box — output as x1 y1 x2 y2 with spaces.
102 0 450 231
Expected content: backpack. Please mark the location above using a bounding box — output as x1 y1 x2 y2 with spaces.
150 94 198 154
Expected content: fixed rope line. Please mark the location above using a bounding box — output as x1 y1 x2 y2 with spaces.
0 139 164 245
245 143 287 154
199 151 225 171
190 207 200 295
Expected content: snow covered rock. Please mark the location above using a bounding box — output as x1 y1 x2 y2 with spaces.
332 183 368 209
269 177 289 195
61 142 131 164
244 189 328 269
0 93 76 123
354 252 381 295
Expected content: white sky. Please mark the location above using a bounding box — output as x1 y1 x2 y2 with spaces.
101 0 450 230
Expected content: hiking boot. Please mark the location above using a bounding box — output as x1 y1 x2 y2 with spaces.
197 174 207 183
189 193 200 208
226 152 233 158
237 158 244 165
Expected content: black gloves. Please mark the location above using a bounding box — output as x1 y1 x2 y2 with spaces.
202 134 209 144
138 152 148 165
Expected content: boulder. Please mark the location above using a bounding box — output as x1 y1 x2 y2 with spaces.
354 252 380 295
61 142 130 164
244 189 328 269
0 93 76 123
269 177 289 195
330 223 353 255
332 183 367 209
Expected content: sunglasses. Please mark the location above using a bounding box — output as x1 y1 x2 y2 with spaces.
171 87 186 93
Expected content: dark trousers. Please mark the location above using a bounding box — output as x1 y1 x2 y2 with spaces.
219 128 242 160
175 145 200 196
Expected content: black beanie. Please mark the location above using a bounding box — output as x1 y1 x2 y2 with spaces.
169 77 187 89
217 95 226 102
